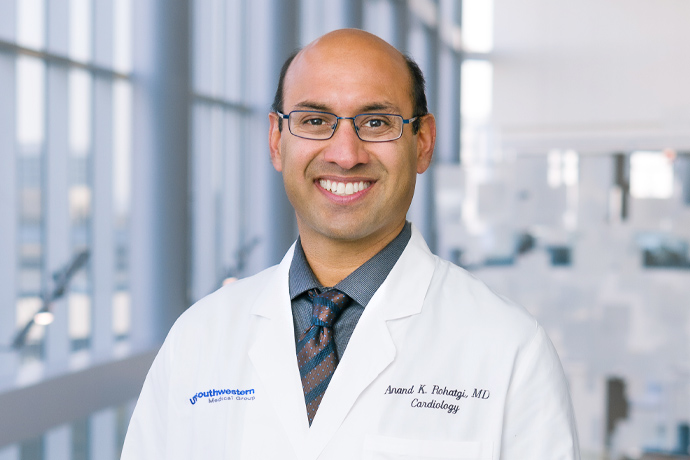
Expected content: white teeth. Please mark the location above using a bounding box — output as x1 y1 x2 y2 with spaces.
319 180 371 196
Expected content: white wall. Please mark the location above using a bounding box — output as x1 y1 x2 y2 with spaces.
492 0 690 153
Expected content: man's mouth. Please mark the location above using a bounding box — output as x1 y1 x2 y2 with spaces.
318 179 372 196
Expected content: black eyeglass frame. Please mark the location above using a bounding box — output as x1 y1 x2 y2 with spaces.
275 110 419 142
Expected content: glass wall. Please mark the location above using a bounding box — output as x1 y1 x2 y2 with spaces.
0 0 134 457
190 0 248 301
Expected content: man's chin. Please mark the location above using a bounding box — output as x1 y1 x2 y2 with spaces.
299 219 403 248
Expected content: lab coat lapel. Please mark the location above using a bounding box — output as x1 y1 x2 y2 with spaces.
248 245 310 458
304 227 437 459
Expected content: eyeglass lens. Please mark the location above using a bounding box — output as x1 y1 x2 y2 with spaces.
288 111 403 141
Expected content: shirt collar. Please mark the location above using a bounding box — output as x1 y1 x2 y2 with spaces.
288 222 412 307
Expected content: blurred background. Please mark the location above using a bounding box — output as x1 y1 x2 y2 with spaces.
0 0 689 459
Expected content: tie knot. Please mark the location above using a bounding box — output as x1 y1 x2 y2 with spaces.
307 289 350 327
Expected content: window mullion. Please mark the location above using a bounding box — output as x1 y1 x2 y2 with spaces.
43 62 71 368
0 53 17 381
91 76 115 356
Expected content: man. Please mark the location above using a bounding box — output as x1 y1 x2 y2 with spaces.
122 29 579 459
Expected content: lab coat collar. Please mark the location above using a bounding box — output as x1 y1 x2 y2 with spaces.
249 226 436 460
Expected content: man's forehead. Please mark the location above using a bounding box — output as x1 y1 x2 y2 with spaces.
299 28 405 62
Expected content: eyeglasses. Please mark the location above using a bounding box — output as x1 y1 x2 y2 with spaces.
275 110 418 142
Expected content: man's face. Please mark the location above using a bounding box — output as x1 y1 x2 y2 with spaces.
269 31 435 249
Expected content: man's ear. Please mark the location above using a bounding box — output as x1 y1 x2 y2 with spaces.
268 112 283 172
415 114 436 174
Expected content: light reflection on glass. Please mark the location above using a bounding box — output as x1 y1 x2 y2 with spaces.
69 185 92 224
225 0 243 101
563 150 579 187
70 69 92 155
16 57 45 149
70 0 92 62
461 59 493 164
548 150 563 189
461 60 493 121
114 0 132 73
462 0 494 53
17 0 45 49
69 292 91 350
112 291 131 340
630 151 675 199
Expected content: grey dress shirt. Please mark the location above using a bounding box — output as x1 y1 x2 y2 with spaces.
288 222 412 359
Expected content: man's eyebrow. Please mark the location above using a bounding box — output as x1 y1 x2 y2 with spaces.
293 101 331 112
358 103 400 113
291 101 402 114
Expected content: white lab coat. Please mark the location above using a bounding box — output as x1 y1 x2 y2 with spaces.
122 227 580 460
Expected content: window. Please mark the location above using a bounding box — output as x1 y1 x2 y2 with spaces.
630 150 675 199
547 149 579 189
4 0 134 363
190 0 248 301
0 0 134 455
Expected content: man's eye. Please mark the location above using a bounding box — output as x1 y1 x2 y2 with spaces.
362 118 388 128
300 117 329 128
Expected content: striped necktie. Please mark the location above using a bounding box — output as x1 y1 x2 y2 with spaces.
297 289 350 425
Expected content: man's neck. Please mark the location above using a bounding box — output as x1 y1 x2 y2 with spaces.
298 222 406 287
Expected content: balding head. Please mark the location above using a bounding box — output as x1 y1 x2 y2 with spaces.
297 29 406 71
272 29 428 133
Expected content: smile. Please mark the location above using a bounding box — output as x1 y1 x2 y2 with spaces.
318 179 371 196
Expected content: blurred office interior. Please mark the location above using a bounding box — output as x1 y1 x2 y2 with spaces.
0 0 688 459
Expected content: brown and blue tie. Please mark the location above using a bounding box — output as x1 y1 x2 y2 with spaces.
297 289 350 425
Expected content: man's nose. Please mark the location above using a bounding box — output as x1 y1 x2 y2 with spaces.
322 119 370 169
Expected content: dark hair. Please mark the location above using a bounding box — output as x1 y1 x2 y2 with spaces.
403 54 428 134
271 50 428 134
271 49 301 117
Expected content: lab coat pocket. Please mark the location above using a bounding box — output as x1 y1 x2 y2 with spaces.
363 434 493 460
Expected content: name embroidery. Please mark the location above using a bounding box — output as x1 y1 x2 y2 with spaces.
384 384 490 414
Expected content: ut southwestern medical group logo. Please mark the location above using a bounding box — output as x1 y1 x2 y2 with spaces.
189 387 256 405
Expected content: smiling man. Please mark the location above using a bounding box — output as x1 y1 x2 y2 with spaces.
122 29 580 460
268 30 433 285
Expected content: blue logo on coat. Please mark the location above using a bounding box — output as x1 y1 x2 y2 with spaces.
189 388 255 405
